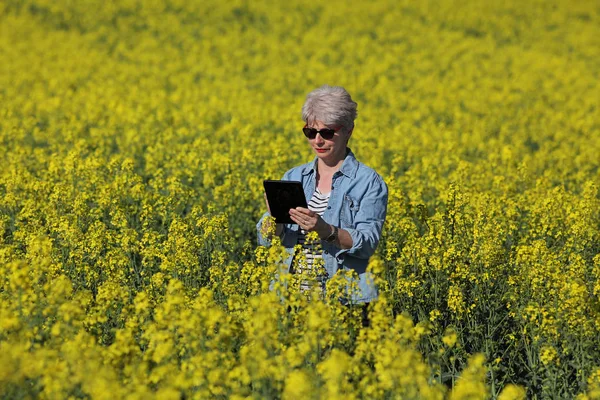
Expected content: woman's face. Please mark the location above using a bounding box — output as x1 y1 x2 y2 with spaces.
305 120 350 164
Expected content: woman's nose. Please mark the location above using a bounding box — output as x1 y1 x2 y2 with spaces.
315 133 326 143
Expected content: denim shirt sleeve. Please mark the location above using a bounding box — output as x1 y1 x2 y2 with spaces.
335 173 388 260
256 169 292 246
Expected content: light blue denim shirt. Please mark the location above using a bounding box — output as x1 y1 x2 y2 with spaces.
256 149 388 303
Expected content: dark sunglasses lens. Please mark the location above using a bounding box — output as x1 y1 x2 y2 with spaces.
320 129 336 139
303 127 317 138
303 127 336 139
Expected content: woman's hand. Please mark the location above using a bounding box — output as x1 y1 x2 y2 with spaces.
289 207 331 238
264 192 272 214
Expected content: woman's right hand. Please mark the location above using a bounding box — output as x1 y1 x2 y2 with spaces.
264 192 272 214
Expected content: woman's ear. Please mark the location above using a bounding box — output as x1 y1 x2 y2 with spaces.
345 126 353 143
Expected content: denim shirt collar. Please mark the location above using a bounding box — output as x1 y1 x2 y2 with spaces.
301 148 359 179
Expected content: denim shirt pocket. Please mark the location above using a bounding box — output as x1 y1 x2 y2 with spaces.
340 194 360 226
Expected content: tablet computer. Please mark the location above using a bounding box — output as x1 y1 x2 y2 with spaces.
263 180 308 224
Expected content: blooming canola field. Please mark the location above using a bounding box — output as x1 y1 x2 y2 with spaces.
1 0 600 398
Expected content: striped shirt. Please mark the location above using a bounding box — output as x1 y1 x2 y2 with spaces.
295 188 331 292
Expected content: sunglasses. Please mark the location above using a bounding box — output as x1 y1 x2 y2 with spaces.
302 125 340 140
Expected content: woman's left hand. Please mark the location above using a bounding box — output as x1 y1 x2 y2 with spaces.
289 207 329 236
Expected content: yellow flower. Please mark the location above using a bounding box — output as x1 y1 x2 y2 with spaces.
442 327 458 348
498 384 527 400
539 346 558 367
283 370 314 399
1 0 599 397
451 354 489 400
429 309 441 323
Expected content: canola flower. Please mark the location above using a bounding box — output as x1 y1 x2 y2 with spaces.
1 0 599 398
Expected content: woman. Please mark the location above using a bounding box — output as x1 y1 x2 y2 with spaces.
257 85 388 306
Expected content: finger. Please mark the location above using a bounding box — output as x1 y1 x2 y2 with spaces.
290 209 309 220
289 214 302 225
290 214 309 229
294 207 312 216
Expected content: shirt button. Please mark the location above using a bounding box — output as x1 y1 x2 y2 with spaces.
327 206 331 209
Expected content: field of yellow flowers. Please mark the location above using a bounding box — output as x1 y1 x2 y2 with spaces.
1 0 599 398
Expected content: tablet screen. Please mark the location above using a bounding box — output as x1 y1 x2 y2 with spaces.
263 180 308 224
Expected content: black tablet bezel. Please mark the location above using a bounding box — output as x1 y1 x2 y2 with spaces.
263 180 308 224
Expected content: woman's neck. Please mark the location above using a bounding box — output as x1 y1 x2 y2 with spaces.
317 148 348 175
